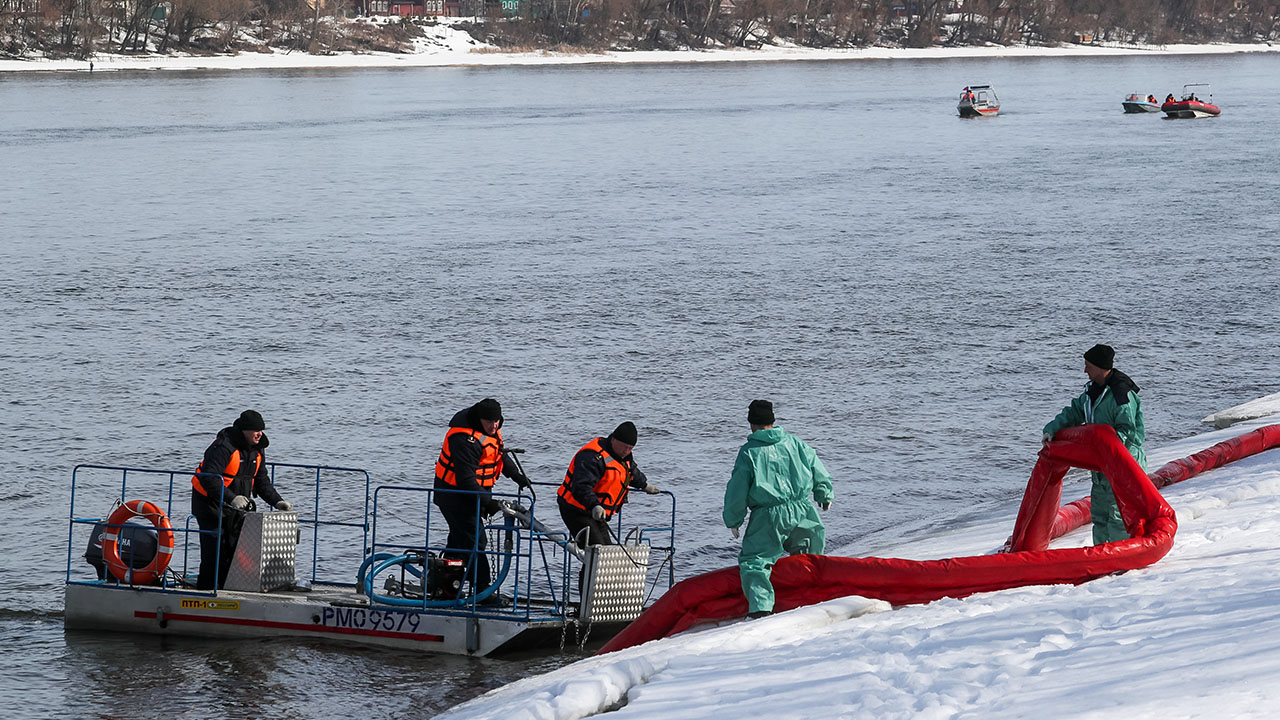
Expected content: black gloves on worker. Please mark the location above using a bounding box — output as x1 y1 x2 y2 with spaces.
483 498 503 517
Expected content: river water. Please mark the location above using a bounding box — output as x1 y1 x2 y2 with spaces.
2 51 1278 717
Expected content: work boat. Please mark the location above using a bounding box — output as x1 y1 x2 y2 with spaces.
1162 83 1220 118
957 85 999 117
63 459 676 656
1122 93 1161 113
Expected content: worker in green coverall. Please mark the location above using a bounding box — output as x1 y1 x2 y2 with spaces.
1043 344 1146 545
724 400 834 618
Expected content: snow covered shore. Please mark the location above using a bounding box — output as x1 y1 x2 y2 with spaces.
438 399 1280 719
2 24 1277 74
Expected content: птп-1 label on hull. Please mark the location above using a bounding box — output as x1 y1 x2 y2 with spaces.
180 598 241 611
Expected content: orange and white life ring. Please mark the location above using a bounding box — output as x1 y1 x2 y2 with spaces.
102 500 175 585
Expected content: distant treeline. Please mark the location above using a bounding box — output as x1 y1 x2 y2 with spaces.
0 0 426 57
2 0 1278 59
491 0 1280 50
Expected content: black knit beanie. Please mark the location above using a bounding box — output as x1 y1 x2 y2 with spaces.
747 400 775 426
473 398 503 423
1084 344 1115 370
233 410 266 432
612 421 638 446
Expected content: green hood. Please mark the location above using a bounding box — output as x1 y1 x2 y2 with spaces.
746 427 786 445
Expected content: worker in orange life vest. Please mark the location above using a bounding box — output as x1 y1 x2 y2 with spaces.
433 398 529 601
557 422 660 547
190 410 291 590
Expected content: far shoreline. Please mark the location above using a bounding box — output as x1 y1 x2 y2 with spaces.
2 40 1277 75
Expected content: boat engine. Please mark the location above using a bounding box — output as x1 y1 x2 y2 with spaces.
84 520 158 581
425 554 465 600
381 552 466 600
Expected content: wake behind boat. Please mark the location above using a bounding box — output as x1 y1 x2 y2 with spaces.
1162 83 1220 118
63 461 676 656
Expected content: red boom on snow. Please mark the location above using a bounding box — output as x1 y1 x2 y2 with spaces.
1042 423 1280 540
600 423 1280 654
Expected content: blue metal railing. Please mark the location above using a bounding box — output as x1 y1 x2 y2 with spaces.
67 462 677 618
266 461 371 587
362 484 545 618
357 480 677 619
67 462 371 594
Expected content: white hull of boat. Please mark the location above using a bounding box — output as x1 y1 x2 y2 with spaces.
1166 108 1216 118
64 582 562 655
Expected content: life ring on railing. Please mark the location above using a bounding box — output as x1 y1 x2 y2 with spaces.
102 500 175 585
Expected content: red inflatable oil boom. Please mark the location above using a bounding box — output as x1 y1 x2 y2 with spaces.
1043 423 1280 540
600 423 1277 655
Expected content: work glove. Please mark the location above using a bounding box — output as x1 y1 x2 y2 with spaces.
730 526 740 540
591 505 608 522
1042 432 1053 445
483 498 503 517
229 495 249 510
820 501 831 511
643 483 661 495
513 472 532 490
275 500 292 512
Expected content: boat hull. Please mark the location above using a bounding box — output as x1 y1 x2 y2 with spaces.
957 106 999 118
64 582 605 656
1122 101 1160 113
1161 101 1220 118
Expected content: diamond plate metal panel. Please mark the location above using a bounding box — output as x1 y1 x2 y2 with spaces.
581 544 650 623
224 511 298 592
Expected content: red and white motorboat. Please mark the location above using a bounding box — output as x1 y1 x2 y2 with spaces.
957 85 999 118
1162 83 1220 118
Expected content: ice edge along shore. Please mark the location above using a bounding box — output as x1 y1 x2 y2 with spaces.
3 33 1278 74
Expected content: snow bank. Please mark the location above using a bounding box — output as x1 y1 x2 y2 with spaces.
447 595 889 720
2 32 1277 74
438 406 1280 719
1202 391 1280 429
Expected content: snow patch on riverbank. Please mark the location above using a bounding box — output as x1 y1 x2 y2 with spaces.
2 25 1277 74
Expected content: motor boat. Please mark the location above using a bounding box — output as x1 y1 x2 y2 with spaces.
957 85 999 117
1162 83 1220 118
1122 93 1161 113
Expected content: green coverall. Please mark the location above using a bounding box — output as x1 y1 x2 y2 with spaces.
1043 377 1146 544
724 427 834 614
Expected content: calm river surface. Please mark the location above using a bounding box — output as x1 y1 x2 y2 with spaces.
2 52 1278 717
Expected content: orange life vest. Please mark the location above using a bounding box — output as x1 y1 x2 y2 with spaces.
191 446 263 497
435 426 504 488
558 438 632 518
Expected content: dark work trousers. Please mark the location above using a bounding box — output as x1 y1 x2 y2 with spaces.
191 494 244 590
559 502 614 547
435 493 491 594
559 501 615 601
